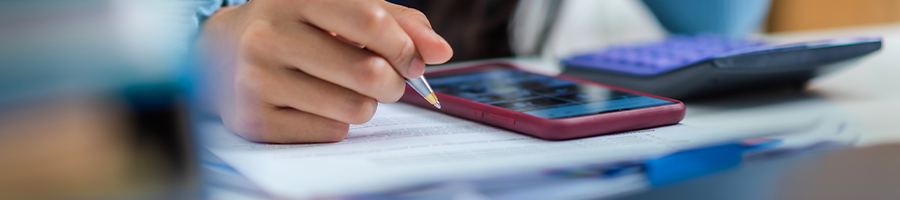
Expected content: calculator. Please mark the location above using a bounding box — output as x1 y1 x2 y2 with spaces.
561 34 882 99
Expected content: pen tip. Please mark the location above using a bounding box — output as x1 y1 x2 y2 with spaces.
433 101 441 109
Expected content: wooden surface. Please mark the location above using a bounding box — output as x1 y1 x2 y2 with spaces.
768 0 900 32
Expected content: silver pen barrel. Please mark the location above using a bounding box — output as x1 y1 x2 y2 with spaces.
405 76 441 109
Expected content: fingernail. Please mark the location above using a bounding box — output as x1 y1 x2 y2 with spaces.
407 56 425 78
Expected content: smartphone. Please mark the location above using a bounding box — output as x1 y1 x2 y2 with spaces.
399 62 686 140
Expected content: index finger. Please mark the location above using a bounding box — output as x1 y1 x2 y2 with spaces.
295 0 424 79
379 1 453 65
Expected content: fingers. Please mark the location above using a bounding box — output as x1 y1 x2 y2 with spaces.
239 20 406 103
224 104 350 143
380 1 454 65
295 0 424 78
224 65 368 143
266 67 379 125
263 108 350 143
219 69 351 143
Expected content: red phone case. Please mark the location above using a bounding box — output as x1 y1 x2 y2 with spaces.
399 61 686 140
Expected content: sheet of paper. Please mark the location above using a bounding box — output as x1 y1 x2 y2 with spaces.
200 103 733 199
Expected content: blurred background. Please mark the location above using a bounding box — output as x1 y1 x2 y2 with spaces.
0 0 196 199
0 0 897 199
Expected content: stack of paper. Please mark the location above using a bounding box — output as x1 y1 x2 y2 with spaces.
199 103 744 199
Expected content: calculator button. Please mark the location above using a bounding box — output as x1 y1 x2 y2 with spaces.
562 34 765 76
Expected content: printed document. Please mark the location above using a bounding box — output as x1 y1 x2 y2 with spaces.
200 103 733 199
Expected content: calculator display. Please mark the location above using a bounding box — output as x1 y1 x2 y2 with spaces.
427 68 675 119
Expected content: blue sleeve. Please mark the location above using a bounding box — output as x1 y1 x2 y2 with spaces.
195 0 248 24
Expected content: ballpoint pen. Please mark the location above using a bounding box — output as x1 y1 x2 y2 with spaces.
406 76 441 109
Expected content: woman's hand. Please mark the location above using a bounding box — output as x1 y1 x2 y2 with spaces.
198 0 452 143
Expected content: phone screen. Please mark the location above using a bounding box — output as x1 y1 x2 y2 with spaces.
427 68 676 119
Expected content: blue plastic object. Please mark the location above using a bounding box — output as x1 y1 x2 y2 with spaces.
563 34 765 76
644 144 747 187
644 138 781 187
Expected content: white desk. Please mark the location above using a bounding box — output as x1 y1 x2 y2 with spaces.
771 24 900 146
516 23 900 147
